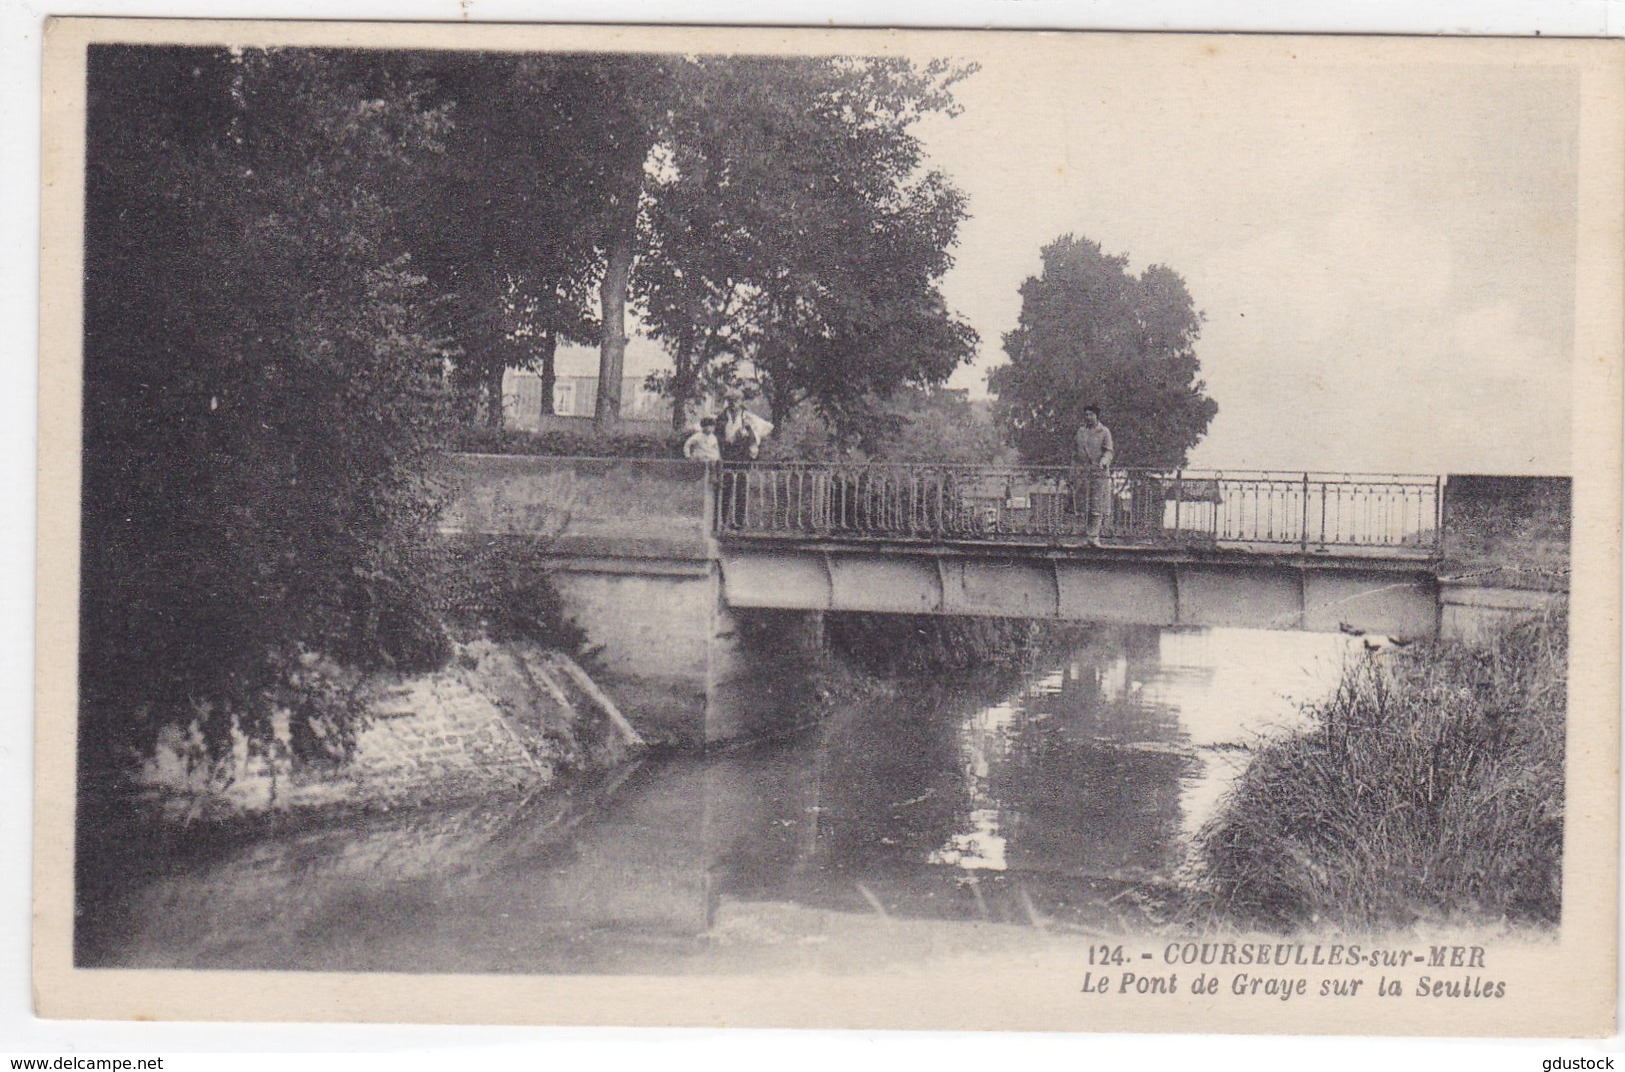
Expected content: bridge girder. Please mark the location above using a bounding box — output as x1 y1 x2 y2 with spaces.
719 544 1441 639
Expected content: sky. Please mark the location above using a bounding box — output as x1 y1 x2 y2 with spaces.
913 37 1582 474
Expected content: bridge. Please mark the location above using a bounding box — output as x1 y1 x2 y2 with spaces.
440 454 1566 745
716 462 1443 636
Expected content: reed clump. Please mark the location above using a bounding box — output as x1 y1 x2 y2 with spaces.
1198 612 1566 930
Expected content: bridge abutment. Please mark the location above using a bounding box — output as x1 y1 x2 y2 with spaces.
1438 582 1567 642
548 562 717 746
438 454 820 747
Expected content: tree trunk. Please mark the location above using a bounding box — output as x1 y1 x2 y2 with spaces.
596 240 632 431
756 340 794 425
482 358 506 428
451 368 480 425
763 377 796 428
537 331 557 417
594 122 652 432
668 326 698 432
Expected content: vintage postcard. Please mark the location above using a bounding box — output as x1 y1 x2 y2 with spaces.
33 18 1623 1035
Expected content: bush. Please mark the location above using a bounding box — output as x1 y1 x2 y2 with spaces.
80 53 628 778
447 424 684 459
762 387 1014 465
80 48 457 773
1198 612 1567 929
436 535 590 656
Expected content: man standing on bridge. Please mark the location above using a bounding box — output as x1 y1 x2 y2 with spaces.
717 387 773 527
718 388 772 462
1074 405 1115 547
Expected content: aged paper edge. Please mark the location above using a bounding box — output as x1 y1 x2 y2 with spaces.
31 17 1625 1035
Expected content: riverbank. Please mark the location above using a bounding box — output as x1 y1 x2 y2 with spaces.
74 636 644 964
1441 476 1569 591
94 639 640 829
74 609 1091 969
1195 611 1566 930
72 616 1159 973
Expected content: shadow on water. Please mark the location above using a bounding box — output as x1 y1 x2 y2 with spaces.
77 624 1356 974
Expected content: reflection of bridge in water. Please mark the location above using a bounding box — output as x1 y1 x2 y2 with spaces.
441 455 1564 745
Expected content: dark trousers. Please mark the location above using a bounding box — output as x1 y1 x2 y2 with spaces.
1072 467 1111 536
718 462 749 528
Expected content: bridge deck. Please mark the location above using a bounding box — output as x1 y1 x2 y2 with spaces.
720 531 1439 569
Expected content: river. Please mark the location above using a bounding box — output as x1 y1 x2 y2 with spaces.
77 624 1360 975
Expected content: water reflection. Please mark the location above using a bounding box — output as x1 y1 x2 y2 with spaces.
80 624 1358 973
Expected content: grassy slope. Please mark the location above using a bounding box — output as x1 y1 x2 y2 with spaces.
1197 612 1566 930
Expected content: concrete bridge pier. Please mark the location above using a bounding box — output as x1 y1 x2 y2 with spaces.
549 565 821 746
437 454 812 747
544 559 714 745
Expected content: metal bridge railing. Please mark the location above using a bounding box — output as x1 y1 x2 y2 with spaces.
715 463 1442 554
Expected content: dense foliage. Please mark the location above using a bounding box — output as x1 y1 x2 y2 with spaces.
448 425 685 459
402 53 614 426
436 537 591 654
825 614 1054 678
990 235 1217 467
81 45 981 772
636 57 978 432
764 387 1012 464
389 52 982 433
82 47 459 768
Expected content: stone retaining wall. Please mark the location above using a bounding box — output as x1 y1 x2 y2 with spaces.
137 640 630 819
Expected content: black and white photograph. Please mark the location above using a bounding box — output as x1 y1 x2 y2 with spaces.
30 18 1622 1037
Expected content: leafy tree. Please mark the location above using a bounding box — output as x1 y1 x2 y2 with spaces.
569 54 674 430
632 56 977 432
989 235 1217 467
766 387 1012 464
81 46 456 768
403 53 610 426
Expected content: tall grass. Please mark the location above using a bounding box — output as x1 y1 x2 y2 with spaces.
1198 612 1566 930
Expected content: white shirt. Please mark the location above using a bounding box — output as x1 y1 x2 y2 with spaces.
683 429 721 461
719 409 774 458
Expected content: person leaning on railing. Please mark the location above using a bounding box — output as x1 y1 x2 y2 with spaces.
1074 404 1115 547
717 387 774 527
682 416 721 461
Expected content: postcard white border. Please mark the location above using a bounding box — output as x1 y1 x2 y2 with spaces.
18 10 1625 1051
